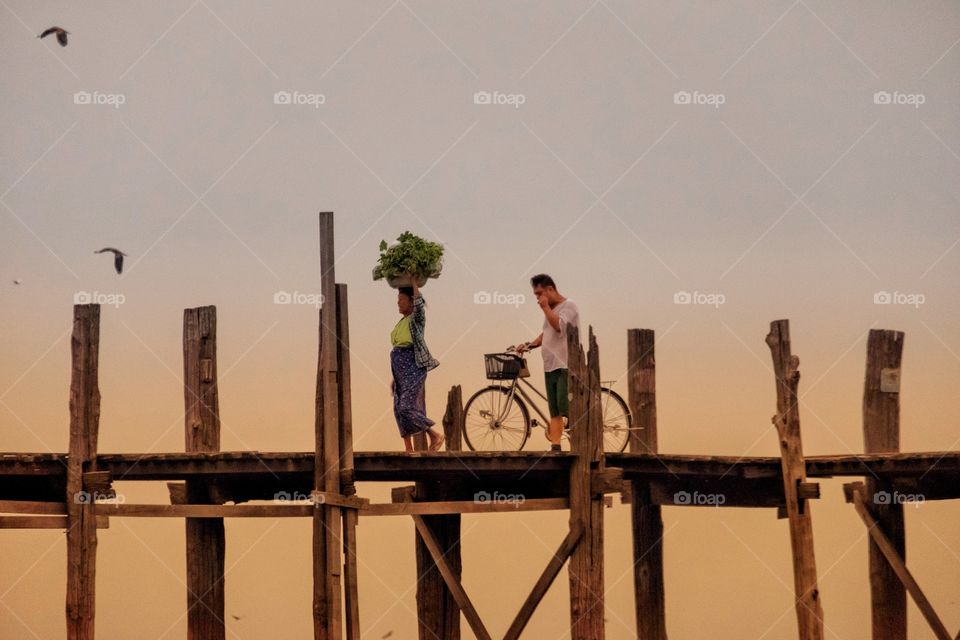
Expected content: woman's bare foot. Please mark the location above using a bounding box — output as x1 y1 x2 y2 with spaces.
428 430 445 451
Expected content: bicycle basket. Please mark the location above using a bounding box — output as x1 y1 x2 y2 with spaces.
484 353 525 380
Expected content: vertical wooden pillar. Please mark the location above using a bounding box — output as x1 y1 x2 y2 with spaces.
314 211 343 639
627 329 667 639
862 329 906 640
442 385 463 452
66 304 101 640
414 386 463 640
183 306 225 640
567 325 604 640
335 284 361 640
765 320 824 640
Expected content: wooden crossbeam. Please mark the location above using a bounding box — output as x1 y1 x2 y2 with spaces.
412 515 491 640
0 515 109 529
847 483 952 640
2 496 613 519
503 520 585 640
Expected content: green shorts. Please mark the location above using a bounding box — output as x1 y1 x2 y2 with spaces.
544 369 568 418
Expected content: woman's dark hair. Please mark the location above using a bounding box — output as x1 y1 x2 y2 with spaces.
530 273 556 289
397 286 414 298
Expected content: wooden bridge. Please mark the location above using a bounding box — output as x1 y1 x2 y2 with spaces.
1 213 957 639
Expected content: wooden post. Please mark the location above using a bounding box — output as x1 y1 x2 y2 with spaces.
183 306 225 640
414 387 463 640
335 284 361 640
442 385 463 451
567 325 604 640
66 304 101 640
765 320 824 640
627 328 667 640
862 329 906 640
314 211 343 639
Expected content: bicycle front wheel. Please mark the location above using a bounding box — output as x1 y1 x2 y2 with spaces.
599 387 632 453
463 385 530 451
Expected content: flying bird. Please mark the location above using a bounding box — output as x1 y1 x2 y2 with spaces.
13 279 22 285
94 247 127 274
38 27 69 47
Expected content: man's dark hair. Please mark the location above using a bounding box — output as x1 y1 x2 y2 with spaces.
530 274 556 290
398 286 414 298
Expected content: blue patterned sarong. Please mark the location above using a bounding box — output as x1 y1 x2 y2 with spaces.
391 346 435 437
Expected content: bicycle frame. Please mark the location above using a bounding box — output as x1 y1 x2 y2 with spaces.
495 376 551 427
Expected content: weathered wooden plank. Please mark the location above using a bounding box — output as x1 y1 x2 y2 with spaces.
183 306 225 640
567 326 604 640
503 520 584 640
91 496 612 518
412 515 490 640
863 329 906 640
442 385 463 451
314 211 343 640
414 387 463 640
848 484 951 640
627 328 666 640
334 283 360 640
66 304 101 640
0 515 108 529
0 499 68 514
766 319 824 640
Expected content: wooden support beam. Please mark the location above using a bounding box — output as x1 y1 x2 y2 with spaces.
66 303 101 640
335 283 361 640
412 515 490 640
0 515 109 529
766 319 824 640
183 305 225 640
414 387 464 640
314 211 343 639
0 499 68 514
503 520 585 640
627 328 666 640
847 484 952 640
567 325 605 640
863 329 906 640
442 385 464 451
89 497 612 518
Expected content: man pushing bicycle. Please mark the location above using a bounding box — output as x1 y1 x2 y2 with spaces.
514 274 580 452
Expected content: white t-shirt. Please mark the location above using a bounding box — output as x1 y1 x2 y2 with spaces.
541 299 579 372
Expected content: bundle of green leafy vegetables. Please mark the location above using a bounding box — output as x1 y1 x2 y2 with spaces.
372 231 444 281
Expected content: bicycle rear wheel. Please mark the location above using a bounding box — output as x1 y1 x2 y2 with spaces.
599 387 631 453
463 385 530 451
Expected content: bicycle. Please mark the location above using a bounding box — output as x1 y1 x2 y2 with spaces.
463 346 635 452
